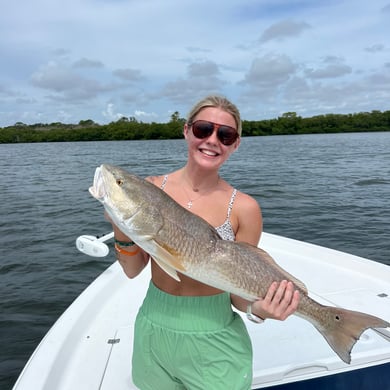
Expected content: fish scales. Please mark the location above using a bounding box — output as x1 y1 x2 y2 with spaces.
145 193 220 268
89 164 390 364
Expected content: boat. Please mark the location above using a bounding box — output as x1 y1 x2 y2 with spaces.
13 232 390 389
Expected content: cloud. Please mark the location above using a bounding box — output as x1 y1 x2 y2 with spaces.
241 54 297 88
0 84 19 98
187 61 220 77
134 110 158 120
101 103 157 122
51 48 71 57
381 4 390 12
305 57 352 79
186 46 212 54
73 58 104 68
160 61 226 104
367 65 390 87
31 61 85 92
260 19 311 42
364 44 385 53
30 60 118 102
102 103 125 121
113 68 145 82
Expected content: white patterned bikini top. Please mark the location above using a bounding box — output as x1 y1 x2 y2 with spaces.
161 175 237 241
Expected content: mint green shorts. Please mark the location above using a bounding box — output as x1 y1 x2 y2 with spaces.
132 282 253 390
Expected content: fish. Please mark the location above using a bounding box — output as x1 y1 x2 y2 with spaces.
89 164 390 364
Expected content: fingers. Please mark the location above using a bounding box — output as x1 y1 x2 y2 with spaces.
285 290 300 317
255 280 300 321
274 281 300 320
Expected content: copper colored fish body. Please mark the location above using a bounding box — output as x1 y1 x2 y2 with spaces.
90 164 390 364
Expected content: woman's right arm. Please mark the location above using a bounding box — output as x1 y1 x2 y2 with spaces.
105 211 150 278
104 176 161 278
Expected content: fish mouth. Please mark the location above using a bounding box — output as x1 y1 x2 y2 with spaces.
89 165 106 200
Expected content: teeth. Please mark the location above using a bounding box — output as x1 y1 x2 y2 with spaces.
201 149 218 156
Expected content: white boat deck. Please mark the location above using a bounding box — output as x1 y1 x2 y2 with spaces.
13 233 390 389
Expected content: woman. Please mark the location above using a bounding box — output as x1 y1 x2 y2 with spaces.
109 96 300 389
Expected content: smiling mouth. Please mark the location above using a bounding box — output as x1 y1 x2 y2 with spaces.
200 148 219 157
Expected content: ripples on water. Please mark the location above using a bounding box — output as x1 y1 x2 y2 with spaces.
1 133 389 388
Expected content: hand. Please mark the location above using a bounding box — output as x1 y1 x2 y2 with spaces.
252 280 300 321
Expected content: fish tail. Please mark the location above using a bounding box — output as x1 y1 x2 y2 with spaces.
316 306 389 364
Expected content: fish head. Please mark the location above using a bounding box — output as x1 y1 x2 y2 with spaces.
89 164 143 223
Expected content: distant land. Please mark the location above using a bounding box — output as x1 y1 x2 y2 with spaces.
1 110 389 143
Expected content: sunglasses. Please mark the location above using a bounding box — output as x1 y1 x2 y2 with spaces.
190 120 239 146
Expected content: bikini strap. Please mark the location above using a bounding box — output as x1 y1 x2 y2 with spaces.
227 189 237 218
161 174 168 190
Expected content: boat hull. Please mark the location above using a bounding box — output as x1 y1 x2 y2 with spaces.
253 362 390 389
13 233 390 389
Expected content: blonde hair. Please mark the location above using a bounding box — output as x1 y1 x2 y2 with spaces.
187 95 242 136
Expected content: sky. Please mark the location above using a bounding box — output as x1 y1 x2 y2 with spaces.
1 0 390 127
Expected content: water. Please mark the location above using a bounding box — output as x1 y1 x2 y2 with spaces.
1 132 389 389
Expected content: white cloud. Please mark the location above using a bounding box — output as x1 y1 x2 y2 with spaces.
102 103 124 121
134 110 157 120
242 54 297 88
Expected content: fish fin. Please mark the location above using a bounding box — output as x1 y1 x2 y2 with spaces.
151 241 187 273
308 306 390 364
152 257 181 282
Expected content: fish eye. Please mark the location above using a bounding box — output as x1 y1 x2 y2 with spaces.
116 179 123 186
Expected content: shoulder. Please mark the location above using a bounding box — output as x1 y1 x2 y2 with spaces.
146 169 183 188
233 190 263 245
145 175 160 184
218 179 261 217
234 190 262 215
145 174 167 187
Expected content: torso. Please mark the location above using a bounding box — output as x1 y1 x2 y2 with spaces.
148 171 239 296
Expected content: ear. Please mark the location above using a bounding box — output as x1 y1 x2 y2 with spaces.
183 123 189 139
232 137 241 152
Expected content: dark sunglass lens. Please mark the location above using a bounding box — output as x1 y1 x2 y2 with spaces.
218 126 238 145
192 121 214 139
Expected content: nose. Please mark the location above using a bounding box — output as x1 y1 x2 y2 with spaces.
205 125 219 144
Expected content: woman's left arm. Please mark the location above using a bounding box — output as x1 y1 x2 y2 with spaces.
231 282 300 321
230 193 300 321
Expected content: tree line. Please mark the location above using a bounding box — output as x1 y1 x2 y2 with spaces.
1 110 389 144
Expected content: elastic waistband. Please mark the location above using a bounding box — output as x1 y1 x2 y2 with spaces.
139 282 234 332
